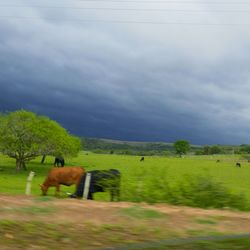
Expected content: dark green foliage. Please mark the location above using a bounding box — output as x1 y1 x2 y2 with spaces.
240 145 250 154
201 145 222 155
81 138 206 156
195 150 204 155
154 176 248 211
171 175 249 210
174 140 191 156
81 138 205 156
82 137 179 155
124 172 249 211
210 146 222 154
195 145 239 155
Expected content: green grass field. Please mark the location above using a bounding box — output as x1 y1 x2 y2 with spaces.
1 152 250 249
0 152 250 208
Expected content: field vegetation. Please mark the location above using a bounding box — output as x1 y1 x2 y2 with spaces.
0 152 250 210
1 152 250 249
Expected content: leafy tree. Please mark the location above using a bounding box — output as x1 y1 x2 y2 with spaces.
195 150 204 155
239 145 250 154
0 110 81 170
38 116 81 163
203 145 210 155
200 145 222 155
174 140 190 157
210 145 222 155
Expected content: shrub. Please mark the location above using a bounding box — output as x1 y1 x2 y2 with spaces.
123 172 249 211
170 175 249 211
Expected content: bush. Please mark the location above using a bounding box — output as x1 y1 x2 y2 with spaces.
123 172 249 211
169 175 249 211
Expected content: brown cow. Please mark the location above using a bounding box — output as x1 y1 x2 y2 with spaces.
40 167 85 196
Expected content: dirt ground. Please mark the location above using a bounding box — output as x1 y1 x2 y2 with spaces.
0 194 250 249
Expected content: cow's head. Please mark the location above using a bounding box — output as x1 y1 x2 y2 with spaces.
39 184 48 195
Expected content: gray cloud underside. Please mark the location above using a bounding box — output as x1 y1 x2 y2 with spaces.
1 0 250 144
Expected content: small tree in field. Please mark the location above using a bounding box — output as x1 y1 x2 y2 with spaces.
174 140 190 157
0 110 81 170
38 116 81 164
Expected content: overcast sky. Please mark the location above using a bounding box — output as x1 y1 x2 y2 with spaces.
0 0 250 145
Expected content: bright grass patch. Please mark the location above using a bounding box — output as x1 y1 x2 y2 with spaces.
0 152 250 210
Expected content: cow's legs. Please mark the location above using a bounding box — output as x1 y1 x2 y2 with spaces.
110 188 120 201
110 190 114 202
55 185 60 196
87 192 93 200
116 188 120 201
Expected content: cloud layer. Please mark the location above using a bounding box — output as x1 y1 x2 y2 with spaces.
1 0 250 144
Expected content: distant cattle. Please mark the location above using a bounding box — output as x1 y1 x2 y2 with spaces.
216 160 220 163
70 169 121 201
54 156 65 167
236 162 241 168
140 157 145 162
40 167 85 196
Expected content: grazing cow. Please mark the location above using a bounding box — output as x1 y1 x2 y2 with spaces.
236 162 241 168
140 157 145 162
54 156 65 167
70 169 120 201
40 167 85 196
216 160 220 163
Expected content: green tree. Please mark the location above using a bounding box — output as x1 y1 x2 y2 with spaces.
38 116 81 163
203 145 210 155
210 145 222 155
0 110 81 170
195 150 204 155
174 140 190 157
239 145 250 154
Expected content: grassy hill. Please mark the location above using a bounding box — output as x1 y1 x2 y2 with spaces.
81 137 202 155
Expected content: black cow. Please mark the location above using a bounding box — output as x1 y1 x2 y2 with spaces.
140 157 145 162
236 162 241 168
54 156 65 167
70 169 120 201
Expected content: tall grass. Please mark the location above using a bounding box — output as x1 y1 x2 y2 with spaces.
170 175 249 210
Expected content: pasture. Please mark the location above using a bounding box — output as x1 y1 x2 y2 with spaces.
1 152 250 249
0 152 250 207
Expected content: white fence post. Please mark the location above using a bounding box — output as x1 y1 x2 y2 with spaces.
25 171 35 196
83 173 91 200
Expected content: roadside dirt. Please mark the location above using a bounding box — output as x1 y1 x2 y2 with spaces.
0 194 250 249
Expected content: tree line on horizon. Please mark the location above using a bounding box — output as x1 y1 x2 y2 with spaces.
82 137 247 156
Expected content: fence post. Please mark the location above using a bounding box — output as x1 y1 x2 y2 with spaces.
83 173 91 200
25 171 35 196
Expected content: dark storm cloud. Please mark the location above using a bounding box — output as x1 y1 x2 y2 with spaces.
1 1 250 144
